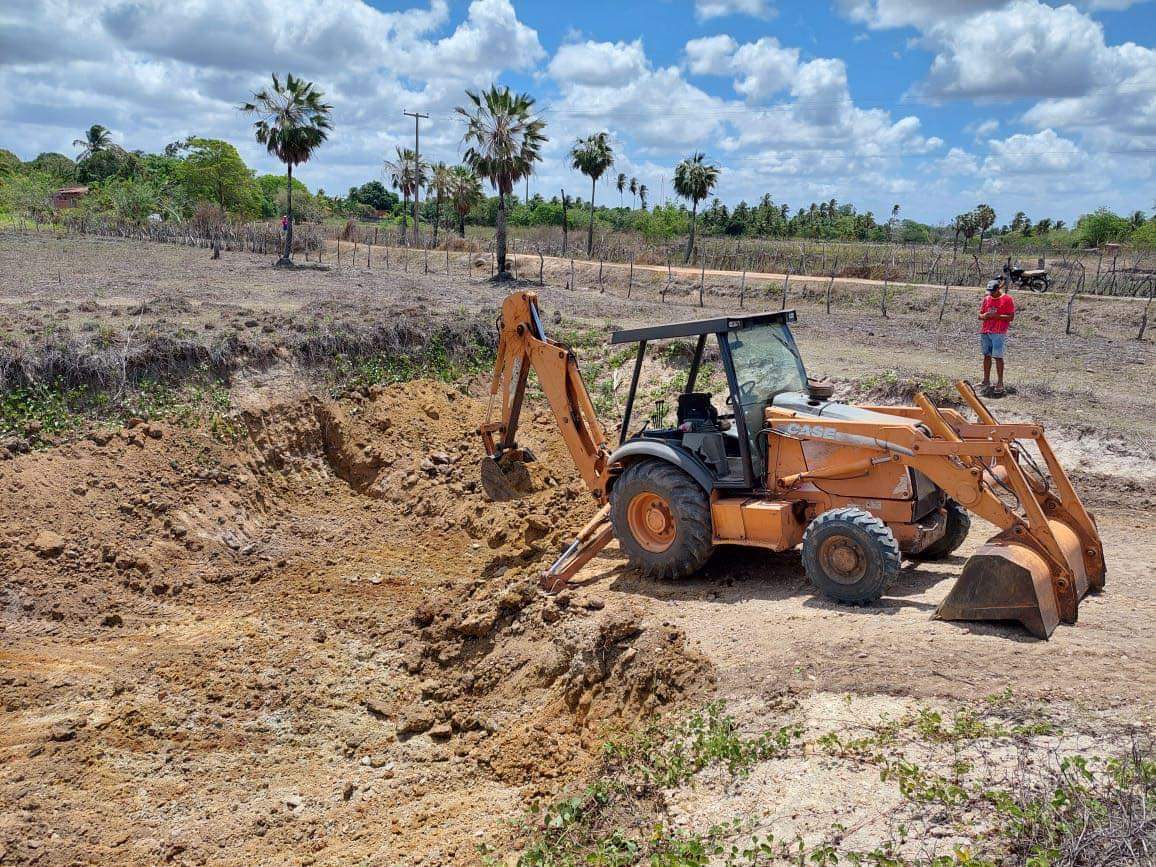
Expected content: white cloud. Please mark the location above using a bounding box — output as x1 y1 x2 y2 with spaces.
936 147 980 175
0 0 545 192
919 1 1109 101
732 38 801 102
1083 0 1151 8
972 118 1000 139
684 35 801 103
548 39 648 87
835 0 1005 30
983 128 1087 174
684 35 738 76
694 0 775 20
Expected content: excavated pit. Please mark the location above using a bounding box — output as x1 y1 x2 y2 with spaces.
0 380 713 866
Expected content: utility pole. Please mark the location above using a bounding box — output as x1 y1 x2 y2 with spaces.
404 110 428 244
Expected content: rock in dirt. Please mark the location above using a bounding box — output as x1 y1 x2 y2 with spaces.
32 531 66 558
454 606 498 638
396 710 435 736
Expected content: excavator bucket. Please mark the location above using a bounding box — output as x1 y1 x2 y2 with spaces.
479 450 535 502
932 382 1105 639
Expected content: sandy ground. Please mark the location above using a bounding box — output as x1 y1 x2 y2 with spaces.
1 235 1154 864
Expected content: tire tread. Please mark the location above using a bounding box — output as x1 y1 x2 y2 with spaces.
611 460 713 580
801 506 900 604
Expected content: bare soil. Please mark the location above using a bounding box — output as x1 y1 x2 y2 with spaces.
1 235 1153 864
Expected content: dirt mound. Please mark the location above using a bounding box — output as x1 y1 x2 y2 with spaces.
0 378 713 865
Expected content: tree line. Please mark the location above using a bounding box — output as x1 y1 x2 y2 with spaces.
3 73 1156 274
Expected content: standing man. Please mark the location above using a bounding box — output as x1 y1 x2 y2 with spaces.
979 276 1015 396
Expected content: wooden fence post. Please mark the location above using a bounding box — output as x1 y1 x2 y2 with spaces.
598 256 604 293
1066 264 1085 335
1137 279 1153 340
880 278 889 319
781 271 790 310
627 252 634 298
538 247 544 285
938 282 950 324
825 272 835 314
739 265 747 308
699 253 705 307
569 257 575 290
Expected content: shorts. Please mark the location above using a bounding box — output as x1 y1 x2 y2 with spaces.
981 333 1006 358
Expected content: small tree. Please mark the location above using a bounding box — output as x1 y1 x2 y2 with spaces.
0 172 57 223
177 138 261 218
570 132 614 256
448 165 483 238
673 152 720 263
974 203 996 250
457 85 547 278
430 162 453 246
616 172 626 207
240 73 332 266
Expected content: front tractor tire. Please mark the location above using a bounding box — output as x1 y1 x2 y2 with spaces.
908 500 971 562
610 460 713 580
802 507 900 605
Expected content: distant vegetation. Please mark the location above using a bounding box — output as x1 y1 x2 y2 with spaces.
2 80 1155 258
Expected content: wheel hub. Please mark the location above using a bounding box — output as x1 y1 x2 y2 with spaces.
819 537 867 585
627 492 676 553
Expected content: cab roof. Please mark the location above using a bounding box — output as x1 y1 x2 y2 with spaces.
610 309 797 345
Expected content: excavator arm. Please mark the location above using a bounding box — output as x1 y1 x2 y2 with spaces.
479 291 612 499
478 292 616 588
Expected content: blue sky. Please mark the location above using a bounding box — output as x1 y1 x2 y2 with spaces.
3 0 1154 226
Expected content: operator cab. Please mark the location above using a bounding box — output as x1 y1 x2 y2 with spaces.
611 310 807 490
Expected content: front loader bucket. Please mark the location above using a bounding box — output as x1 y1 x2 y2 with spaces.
937 519 1091 639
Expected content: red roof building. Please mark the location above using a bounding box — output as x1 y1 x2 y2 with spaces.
52 186 88 208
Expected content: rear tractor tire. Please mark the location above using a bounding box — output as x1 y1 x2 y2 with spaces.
610 460 713 580
907 500 971 562
802 507 900 605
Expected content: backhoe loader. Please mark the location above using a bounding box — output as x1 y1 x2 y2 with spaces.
479 291 1105 639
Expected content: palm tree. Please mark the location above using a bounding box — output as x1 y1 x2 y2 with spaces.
384 147 426 246
73 125 113 160
430 161 453 246
673 152 720 263
616 172 626 207
973 204 996 251
638 184 648 211
570 132 615 256
629 176 638 210
241 73 332 266
448 165 483 238
457 85 547 278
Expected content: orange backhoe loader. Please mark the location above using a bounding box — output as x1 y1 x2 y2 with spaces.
479 291 1105 639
